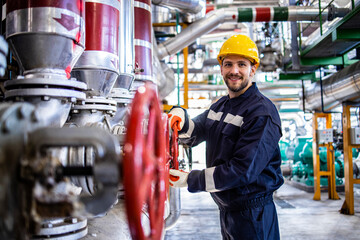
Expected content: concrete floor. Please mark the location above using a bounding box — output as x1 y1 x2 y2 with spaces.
82 180 360 240
165 181 360 240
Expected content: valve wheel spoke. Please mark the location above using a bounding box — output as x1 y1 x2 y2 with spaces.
170 124 179 170
123 83 167 240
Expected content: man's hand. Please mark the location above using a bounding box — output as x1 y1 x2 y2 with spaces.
169 169 189 188
168 107 186 131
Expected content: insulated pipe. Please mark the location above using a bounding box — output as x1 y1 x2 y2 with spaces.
113 0 135 90
119 0 135 76
6 0 85 76
206 1 280 13
304 61 360 111
165 187 181 230
157 8 236 59
152 0 205 14
5 0 87 127
72 0 121 97
157 6 349 59
133 0 153 88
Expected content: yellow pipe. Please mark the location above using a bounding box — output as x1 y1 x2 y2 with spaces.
182 46 189 109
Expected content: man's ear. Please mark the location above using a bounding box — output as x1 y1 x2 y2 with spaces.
250 64 256 77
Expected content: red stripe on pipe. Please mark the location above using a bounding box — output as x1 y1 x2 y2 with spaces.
85 2 119 55
206 5 215 14
134 6 152 42
134 0 152 78
255 7 271 22
135 0 151 4
135 46 152 76
7 0 82 14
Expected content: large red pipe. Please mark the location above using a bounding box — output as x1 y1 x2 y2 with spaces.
71 0 121 97
7 0 82 14
6 0 85 77
85 0 120 59
134 0 153 83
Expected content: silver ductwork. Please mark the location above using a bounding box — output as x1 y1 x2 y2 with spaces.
72 0 121 98
157 6 350 59
304 61 360 111
153 35 175 100
5 0 87 127
152 0 205 14
116 0 135 90
157 8 237 59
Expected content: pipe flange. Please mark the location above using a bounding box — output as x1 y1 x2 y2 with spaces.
34 218 88 239
109 88 134 104
4 77 87 91
4 77 87 102
5 88 86 102
72 98 117 113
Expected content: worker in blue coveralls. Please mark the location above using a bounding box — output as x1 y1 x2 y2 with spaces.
168 34 284 240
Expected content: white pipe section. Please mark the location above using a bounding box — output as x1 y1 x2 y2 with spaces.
152 0 205 14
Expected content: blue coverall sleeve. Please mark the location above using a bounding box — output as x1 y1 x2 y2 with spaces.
187 116 282 193
178 109 209 147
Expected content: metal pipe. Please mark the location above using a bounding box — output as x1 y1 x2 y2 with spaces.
165 187 181 230
153 38 175 99
118 0 135 77
133 0 153 88
304 61 360 111
111 0 134 138
72 0 120 98
158 8 236 59
157 6 349 59
28 127 121 216
152 0 205 14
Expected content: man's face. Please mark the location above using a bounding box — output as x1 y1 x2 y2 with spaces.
220 55 256 97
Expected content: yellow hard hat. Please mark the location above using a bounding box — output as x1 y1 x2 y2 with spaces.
217 34 260 69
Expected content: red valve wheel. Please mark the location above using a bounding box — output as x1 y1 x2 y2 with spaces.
170 122 179 170
123 83 167 240
162 113 171 195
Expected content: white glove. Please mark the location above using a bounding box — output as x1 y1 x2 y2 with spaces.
169 169 189 188
168 107 185 131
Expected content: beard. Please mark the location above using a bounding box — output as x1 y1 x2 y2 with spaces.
224 73 250 93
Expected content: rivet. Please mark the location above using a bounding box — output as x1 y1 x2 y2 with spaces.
31 110 39 123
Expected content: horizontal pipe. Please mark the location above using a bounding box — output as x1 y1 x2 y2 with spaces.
157 6 349 59
304 61 360 111
152 0 205 14
181 81 303 91
157 8 236 59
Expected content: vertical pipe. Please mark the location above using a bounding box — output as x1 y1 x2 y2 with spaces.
133 0 153 91
183 46 188 109
165 187 181 230
176 11 180 105
114 0 135 90
301 79 306 112
319 1 323 36
119 0 135 76
72 0 121 97
6 0 85 76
